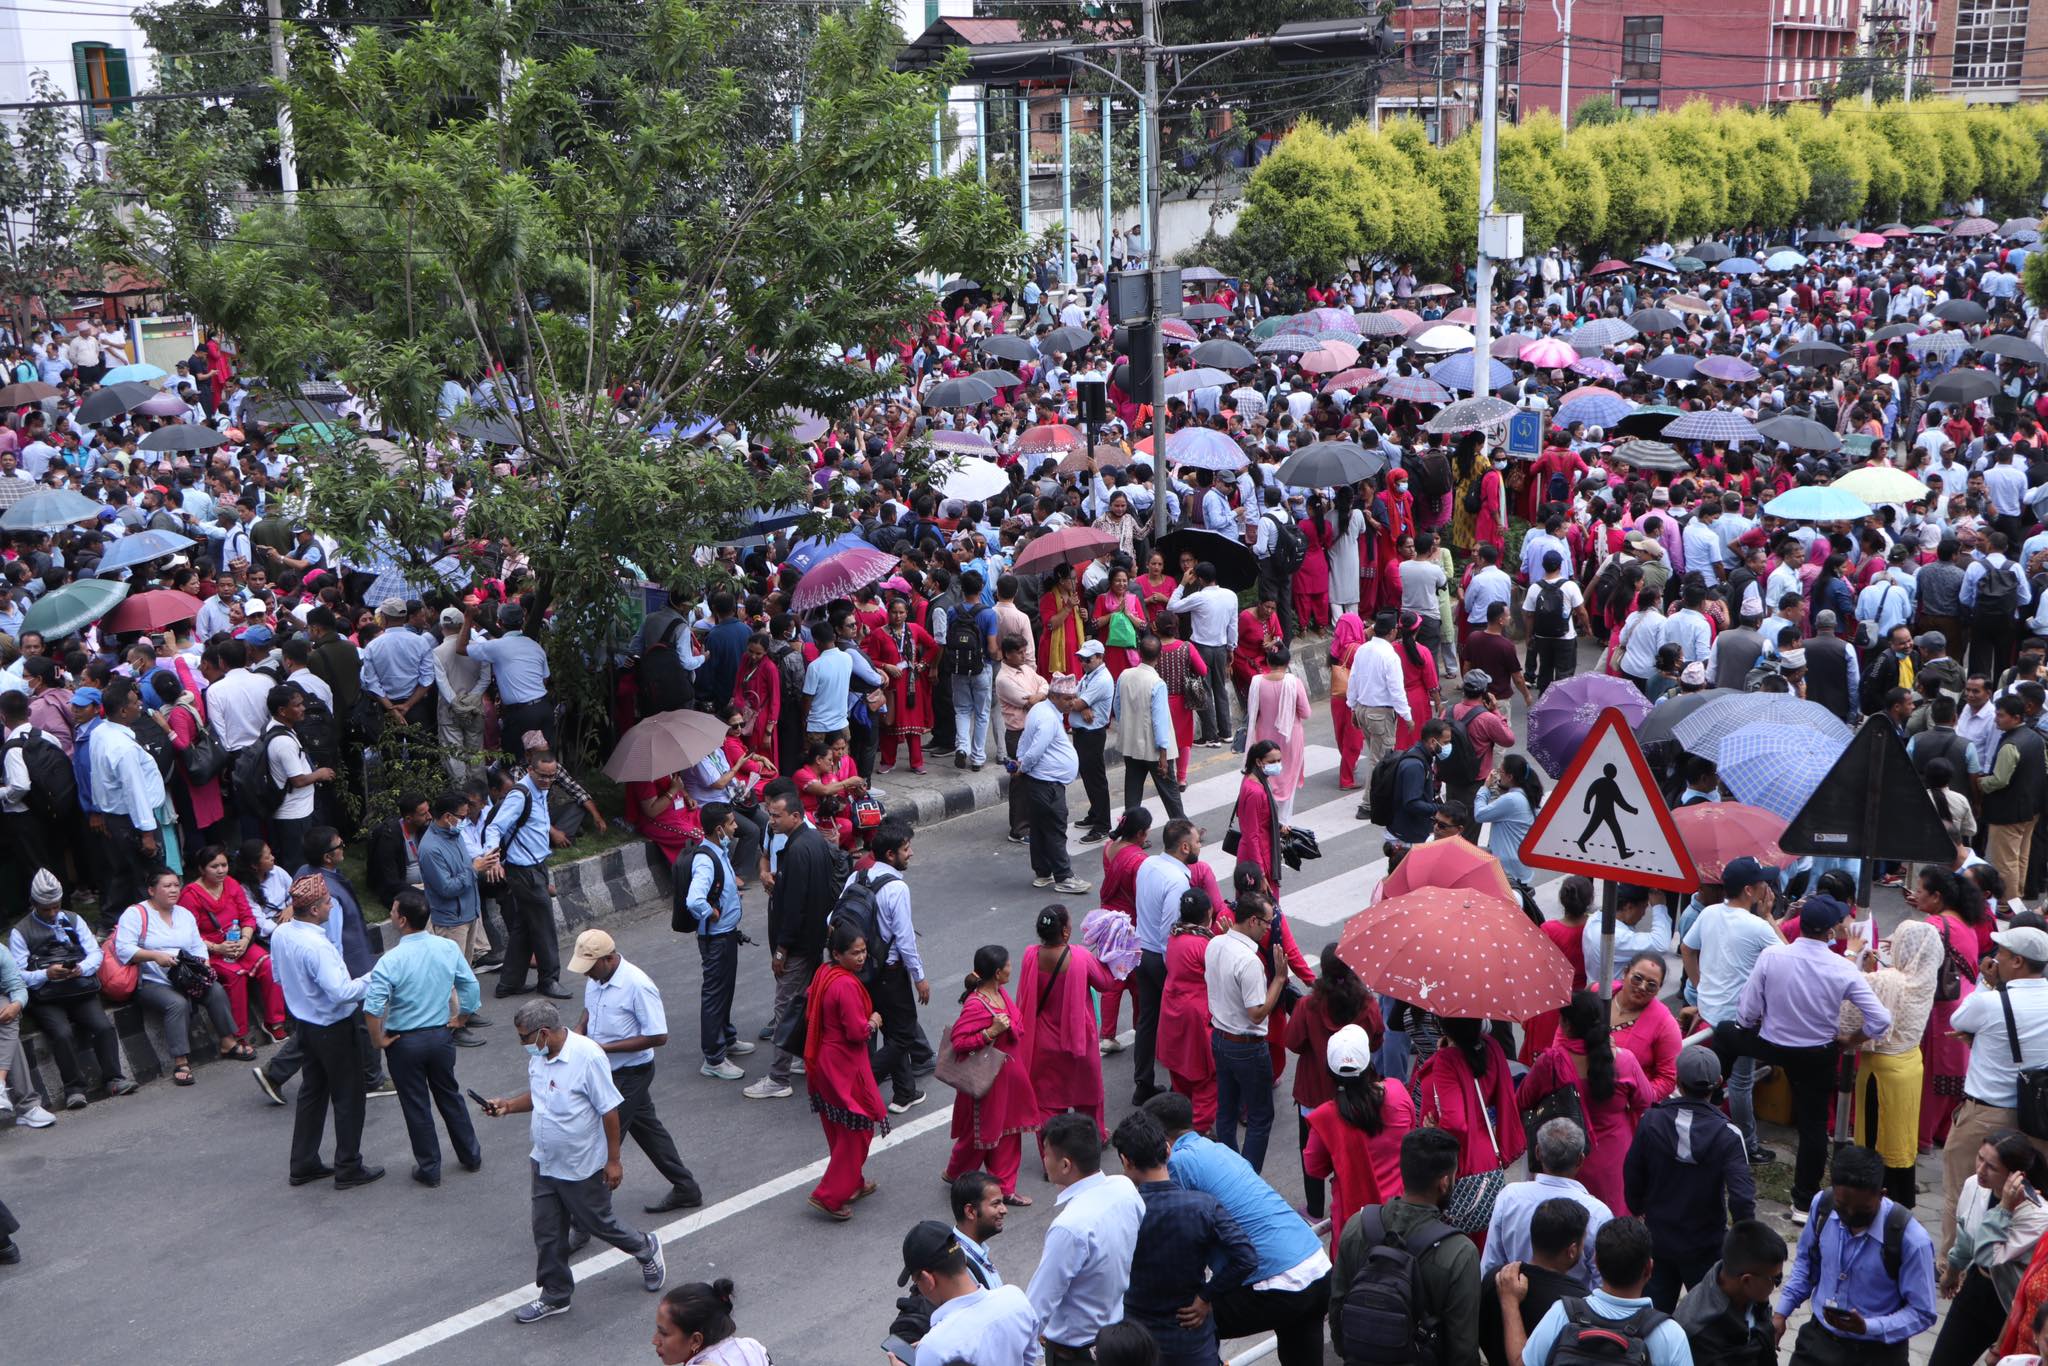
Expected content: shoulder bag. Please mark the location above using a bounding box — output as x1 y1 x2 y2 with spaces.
98 912 141 1003
1998 982 2048 1141
935 1002 1009 1100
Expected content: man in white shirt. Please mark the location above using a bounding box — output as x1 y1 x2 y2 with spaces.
1346 611 1410 772
1025 1114 1146 1361
899 1220 1041 1366
567 930 702 1213
1167 565 1239 746
1581 883 1671 989
1940 926 2048 1261
1204 895 1288 1172
1680 857 1783 1161
205 638 277 751
265 685 332 875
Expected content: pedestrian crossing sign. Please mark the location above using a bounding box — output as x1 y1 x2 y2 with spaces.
1518 707 1698 892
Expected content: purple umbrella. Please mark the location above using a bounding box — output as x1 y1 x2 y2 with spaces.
1569 356 1625 383
1378 375 1452 405
1525 675 1652 779
1694 355 1761 384
791 546 896 614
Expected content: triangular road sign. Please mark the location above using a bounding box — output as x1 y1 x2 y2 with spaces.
1779 717 1954 863
1520 707 1700 892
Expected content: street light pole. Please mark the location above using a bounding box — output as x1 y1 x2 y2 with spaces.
1143 0 1171 546
1553 0 1573 142
1904 0 1919 102
1474 0 1502 396
267 0 298 200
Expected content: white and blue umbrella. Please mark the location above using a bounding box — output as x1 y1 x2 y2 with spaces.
1571 318 1638 349
1662 409 1762 445
1553 391 1636 429
1672 693 1853 759
1428 352 1514 393
1166 426 1249 472
1633 256 1679 274
1764 250 1808 272
1 488 101 532
1717 721 1847 819
786 531 869 574
96 529 197 576
100 363 168 387
1762 485 1872 522
1721 258 1763 276
1163 367 1236 397
359 554 470 608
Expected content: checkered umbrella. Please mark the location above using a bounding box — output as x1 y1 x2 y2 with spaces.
1660 409 1762 445
1671 693 1852 759
1256 333 1318 356
1553 391 1637 430
1377 375 1452 405
1571 318 1638 349
358 554 471 607
1906 331 1968 357
1716 722 1845 820
1357 310 1420 337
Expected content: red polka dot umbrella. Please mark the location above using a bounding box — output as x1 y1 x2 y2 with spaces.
1336 886 1573 1021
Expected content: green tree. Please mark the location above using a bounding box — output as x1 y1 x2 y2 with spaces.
1341 121 1449 264
1648 102 1730 241
1576 119 1678 252
1238 119 1372 276
0 74 88 338
2025 249 2048 312
1784 106 1870 227
1870 107 1945 220
1571 95 1624 128
91 0 1021 736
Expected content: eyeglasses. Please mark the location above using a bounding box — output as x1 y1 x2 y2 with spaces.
1432 817 1459 830
1626 973 1661 989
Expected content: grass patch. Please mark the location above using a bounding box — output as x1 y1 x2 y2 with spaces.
1752 1151 1795 1208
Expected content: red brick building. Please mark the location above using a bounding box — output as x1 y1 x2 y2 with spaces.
1927 0 2045 101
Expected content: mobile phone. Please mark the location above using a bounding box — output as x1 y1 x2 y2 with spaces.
465 1088 494 1113
881 1338 917 1365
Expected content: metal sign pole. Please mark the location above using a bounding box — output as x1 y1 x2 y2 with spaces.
1596 878 1618 1004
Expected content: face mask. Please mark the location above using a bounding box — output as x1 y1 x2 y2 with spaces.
1261 761 1283 777
524 1042 548 1059
1437 743 1454 761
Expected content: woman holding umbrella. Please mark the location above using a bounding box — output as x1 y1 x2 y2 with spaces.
865 595 936 775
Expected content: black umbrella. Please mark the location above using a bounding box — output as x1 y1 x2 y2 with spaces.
1756 415 1840 452
1637 688 1741 749
77 382 159 426
1870 323 1919 342
1040 326 1093 355
940 277 980 295
1691 242 1735 264
451 413 525 447
1804 229 1847 245
1182 303 1229 321
1628 308 1681 334
1274 441 1386 488
138 423 229 453
1613 407 1683 437
922 376 998 410
1609 439 1690 473
1643 353 1697 382
1977 334 2048 366
1928 369 1998 404
1779 341 1849 368
969 368 1023 391
1192 339 1256 370
246 397 339 426
1155 526 1258 591
979 334 1035 363
1935 299 1988 325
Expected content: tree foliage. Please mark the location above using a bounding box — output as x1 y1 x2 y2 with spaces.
0 75 90 336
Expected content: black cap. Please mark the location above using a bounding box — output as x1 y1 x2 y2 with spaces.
897 1219 960 1286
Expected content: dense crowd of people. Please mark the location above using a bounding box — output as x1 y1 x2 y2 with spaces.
12 213 2048 1364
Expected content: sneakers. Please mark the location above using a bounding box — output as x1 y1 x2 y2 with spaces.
253 1067 286 1106
1079 829 1107 844
640 1236 667 1292
64 1091 87 1111
15 1103 53 1129
1748 1146 1778 1166
1053 878 1092 895
1032 876 1055 889
742 1078 793 1100
107 1077 138 1097
727 1040 758 1056
514 1298 571 1325
701 1059 746 1081
889 1090 927 1114
1100 1038 1125 1054
1007 832 1028 844
1789 1204 1810 1225
367 1078 398 1099
791 1059 805 1075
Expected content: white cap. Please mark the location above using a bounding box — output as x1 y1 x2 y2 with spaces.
1325 1024 1374 1078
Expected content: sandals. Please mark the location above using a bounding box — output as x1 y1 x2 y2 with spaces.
854 1180 879 1202
1006 1192 1033 1207
171 1064 196 1086
221 1043 257 1061
807 1196 852 1222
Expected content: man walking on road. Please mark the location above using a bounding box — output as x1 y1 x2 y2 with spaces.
1346 611 1408 777
568 928 703 1214
1131 818 1201 1104
860 825 930 1113
363 889 483 1187
747 789 836 1100
479 998 668 1325
486 749 569 1001
681 802 752 1080
269 873 381 1191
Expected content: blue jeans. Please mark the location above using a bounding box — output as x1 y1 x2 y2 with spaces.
952 666 993 766
697 932 740 1063
1727 1053 1758 1153
1211 1031 1275 1173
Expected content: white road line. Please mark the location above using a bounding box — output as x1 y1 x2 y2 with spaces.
1061 746 1342 855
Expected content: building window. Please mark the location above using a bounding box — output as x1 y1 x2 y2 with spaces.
1621 16 1663 81
1618 87 1661 112
73 43 132 126
1950 0 2028 89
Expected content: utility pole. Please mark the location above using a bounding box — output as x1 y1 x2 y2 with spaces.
1474 0 1502 395
977 97 986 182
1904 0 1919 101
1143 0 1171 546
1019 92 1030 234
1061 97 1074 286
1553 0 1573 141
1100 96 1113 275
1434 0 1445 144
267 0 298 200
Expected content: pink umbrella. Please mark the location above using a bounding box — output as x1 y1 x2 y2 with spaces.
603 710 729 782
139 392 189 418
1320 367 1384 393
1298 339 1361 374
1443 305 1479 325
791 546 896 614
1519 337 1578 369
1160 317 1199 343
1851 232 1886 250
1018 423 1083 454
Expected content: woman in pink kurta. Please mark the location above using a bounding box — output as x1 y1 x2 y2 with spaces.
1328 613 1367 789
1304 1056 1417 1253
1518 990 1651 1214
1090 566 1147 680
942 945 1041 1201
157 673 224 842
805 926 888 1218
1391 615 1440 752
1607 952 1682 1103
1293 502 1334 634
733 636 783 771
1915 869 1986 1146
1241 645 1311 823
1152 615 1209 786
1410 1020 1525 1239
1232 747 1286 893
1014 906 1118 1136
1157 889 1218 1133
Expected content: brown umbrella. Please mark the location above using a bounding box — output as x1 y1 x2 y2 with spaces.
1050 443 1126 475
0 381 58 407
1665 293 1713 317
603 709 728 782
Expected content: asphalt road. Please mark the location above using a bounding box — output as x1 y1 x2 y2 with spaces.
3 662 1928 1366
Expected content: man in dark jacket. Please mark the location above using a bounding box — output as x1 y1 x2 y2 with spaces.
1387 719 1449 845
746 787 838 1101
1801 610 1857 721
1113 1108 1258 1363
1860 625 1920 715
1483 1198 1590 1366
1622 1047 1755 1310
1671 1220 1787 1366
1330 1128 1479 1366
364 792 431 912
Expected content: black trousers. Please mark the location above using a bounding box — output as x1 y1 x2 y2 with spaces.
29 993 124 1091
1123 756 1186 821
1131 948 1168 1100
499 699 555 760
697 931 741 1063
268 1008 383 1089
98 813 153 931
291 1015 370 1179
868 959 921 1104
1926 1268 2005 1366
1 809 60 897
1195 643 1233 741
386 1026 479 1180
1073 726 1111 832
1644 1246 1716 1312
1257 560 1297 643
1526 635 1576 694
929 673 957 750
1210 1274 1331 1366
1789 1318 1908 1366
1005 727 1026 838
1018 773 1072 879
1711 1024 1838 1207
498 864 559 990
612 1062 697 1195
849 711 879 783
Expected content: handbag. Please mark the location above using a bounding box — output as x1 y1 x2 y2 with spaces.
1521 1075 1588 1155
1934 917 1968 1004
1999 982 2048 1141
1221 802 1241 857
936 1008 1009 1100
177 701 233 784
167 949 219 1001
1423 1055 1509 1234
851 795 886 831
97 912 143 1003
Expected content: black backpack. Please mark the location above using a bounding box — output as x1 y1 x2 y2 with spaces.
825 868 899 984
1531 579 1570 638
638 619 696 715
1265 510 1308 575
1336 1206 1459 1366
3 731 75 823
671 843 726 934
1366 751 1421 827
1548 1298 1669 1366
174 701 231 785
1806 1193 1910 1281
1437 706 1480 787
233 724 295 816
942 607 986 676
1978 561 2021 618
132 711 177 780
768 640 805 704
296 693 341 769
1408 451 1453 503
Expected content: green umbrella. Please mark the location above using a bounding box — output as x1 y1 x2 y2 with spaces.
22 579 128 640
1841 433 1878 458
276 421 344 447
1671 256 1706 272
1252 314 1300 340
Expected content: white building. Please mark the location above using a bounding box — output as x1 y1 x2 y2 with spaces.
0 0 154 126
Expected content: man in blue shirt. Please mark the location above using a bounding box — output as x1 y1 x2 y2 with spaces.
800 613 881 742
947 569 1002 770
1112 1108 1258 1364
363 889 482 1186
457 601 554 754
1012 681 1089 895
360 597 438 732
486 753 569 1001
1070 641 1115 841
1775 1146 1937 1363
270 873 380 1189
1503 1216 1694 1366
698 590 751 705
1130 820 1201 1103
683 802 751 1080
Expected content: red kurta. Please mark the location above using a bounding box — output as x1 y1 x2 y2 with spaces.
1013 943 1117 1127
734 653 782 768
864 622 938 736
948 989 1040 1147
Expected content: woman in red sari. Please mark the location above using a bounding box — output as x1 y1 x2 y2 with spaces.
1370 470 1414 616
1014 905 1117 1138
1090 565 1147 679
1294 497 1334 635
628 772 701 865
1037 563 1089 679
1136 549 1177 628
942 945 1041 1201
1152 613 1209 786
794 733 863 850
733 633 782 771
1097 809 1152 1047
1158 887 1218 1133
805 922 888 1220
866 595 937 774
1410 1017 1525 1239
1232 598 1281 723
